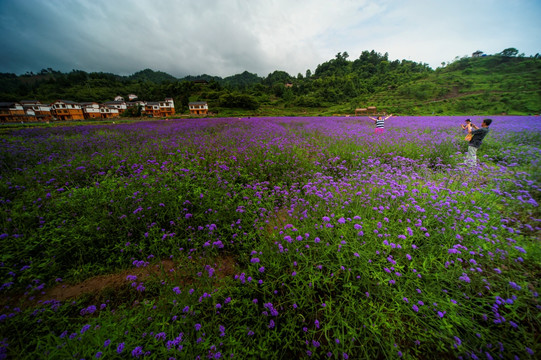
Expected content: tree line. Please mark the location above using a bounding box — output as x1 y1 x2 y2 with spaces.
1 48 539 115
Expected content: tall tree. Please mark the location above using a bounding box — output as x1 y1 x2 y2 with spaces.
499 48 519 57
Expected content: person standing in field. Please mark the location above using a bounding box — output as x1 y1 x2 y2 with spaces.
368 114 393 133
465 118 492 167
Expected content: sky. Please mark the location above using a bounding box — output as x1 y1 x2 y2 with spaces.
1 0 540 78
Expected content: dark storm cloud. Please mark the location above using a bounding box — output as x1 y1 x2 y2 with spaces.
1 0 539 77
0 0 291 77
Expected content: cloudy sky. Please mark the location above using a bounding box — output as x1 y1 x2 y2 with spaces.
1 0 539 78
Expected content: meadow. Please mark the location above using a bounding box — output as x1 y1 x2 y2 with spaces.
0 116 540 359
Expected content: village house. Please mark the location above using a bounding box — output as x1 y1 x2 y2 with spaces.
50 100 85 121
116 94 138 101
99 105 120 118
189 101 208 115
126 100 145 110
0 97 174 122
81 102 102 119
20 100 52 122
104 101 127 114
140 98 175 117
0 102 26 122
142 102 162 117
159 98 175 117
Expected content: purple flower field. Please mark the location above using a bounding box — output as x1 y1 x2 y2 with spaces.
0 116 540 359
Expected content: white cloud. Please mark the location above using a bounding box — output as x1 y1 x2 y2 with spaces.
0 0 539 77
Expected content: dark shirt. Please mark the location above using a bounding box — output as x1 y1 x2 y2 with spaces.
469 127 489 148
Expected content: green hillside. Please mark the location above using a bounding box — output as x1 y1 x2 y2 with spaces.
279 50 541 116
353 54 541 115
0 48 539 115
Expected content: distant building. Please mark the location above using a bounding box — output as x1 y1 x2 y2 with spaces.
50 100 85 120
189 101 208 115
128 94 138 101
355 108 367 116
114 95 124 101
0 97 171 122
472 50 484 58
355 106 378 116
20 100 52 122
127 101 145 109
0 102 26 122
100 105 119 118
143 102 161 117
81 102 101 119
159 98 175 117
104 101 127 113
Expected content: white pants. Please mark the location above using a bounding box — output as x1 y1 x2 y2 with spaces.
465 146 477 167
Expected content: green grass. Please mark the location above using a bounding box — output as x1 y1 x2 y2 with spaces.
0 117 540 359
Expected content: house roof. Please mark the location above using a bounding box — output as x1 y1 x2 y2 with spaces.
189 101 207 105
53 100 80 105
0 102 19 108
104 101 126 105
100 105 119 110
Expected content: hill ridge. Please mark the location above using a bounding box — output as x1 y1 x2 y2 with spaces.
1 50 539 115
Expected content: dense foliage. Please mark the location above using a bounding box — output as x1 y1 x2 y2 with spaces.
1 48 539 115
0 116 540 359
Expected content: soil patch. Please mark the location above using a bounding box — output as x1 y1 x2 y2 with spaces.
43 259 176 302
40 255 238 302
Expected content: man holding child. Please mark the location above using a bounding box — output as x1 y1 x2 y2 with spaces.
463 119 492 167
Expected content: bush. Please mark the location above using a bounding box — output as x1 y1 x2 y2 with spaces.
218 93 260 110
294 95 321 107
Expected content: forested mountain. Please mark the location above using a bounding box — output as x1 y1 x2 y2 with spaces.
128 69 178 83
1 48 539 115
